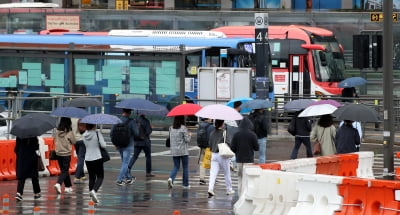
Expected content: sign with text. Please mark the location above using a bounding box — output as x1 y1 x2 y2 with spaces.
370 12 398 22
46 15 80 31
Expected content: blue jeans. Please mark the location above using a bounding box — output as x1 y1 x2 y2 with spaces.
128 145 152 174
75 140 86 178
169 155 189 187
258 137 267 163
117 144 134 182
290 136 313 159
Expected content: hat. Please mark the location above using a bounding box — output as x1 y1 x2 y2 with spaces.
233 101 242 109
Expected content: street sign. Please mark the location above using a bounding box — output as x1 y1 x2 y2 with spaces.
254 13 269 100
370 12 398 22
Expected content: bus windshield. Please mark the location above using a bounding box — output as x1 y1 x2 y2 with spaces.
313 37 345 82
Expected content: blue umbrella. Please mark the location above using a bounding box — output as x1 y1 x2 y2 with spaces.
115 98 168 116
80 113 122 125
241 99 273 110
226 97 253 113
338 77 367 88
51 107 89 119
284 99 315 112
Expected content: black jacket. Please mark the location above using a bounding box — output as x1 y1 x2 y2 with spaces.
294 115 312 137
231 117 259 163
15 137 39 179
335 123 361 153
249 111 269 138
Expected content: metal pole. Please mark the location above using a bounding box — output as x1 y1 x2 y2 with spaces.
383 0 394 180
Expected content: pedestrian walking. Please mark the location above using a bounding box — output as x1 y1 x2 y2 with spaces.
110 108 138 186
73 118 87 184
82 123 106 203
335 120 361 154
167 115 192 189
225 101 243 171
289 111 313 159
207 119 234 198
230 117 258 195
14 137 41 201
248 108 269 163
310 114 336 156
196 118 214 185
128 114 155 177
53 117 77 195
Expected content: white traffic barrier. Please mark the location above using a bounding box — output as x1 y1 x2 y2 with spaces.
38 137 50 177
355 151 375 179
234 165 259 215
287 174 344 215
279 157 317 174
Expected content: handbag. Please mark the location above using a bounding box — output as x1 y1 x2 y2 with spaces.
165 127 171 147
49 150 57 160
96 131 110 162
37 155 45 171
287 118 296 136
313 128 325 155
217 130 235 158
202 147 212 169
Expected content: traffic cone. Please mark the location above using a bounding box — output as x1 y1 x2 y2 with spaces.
173 210 180 215
33 206 40 215
88 200 95 214
2 194 9 215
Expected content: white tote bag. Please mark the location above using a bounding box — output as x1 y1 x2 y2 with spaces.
218 130 235 158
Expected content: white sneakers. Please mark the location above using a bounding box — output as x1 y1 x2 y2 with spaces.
64 187 73 194
226 190 235 195
54 183 61 194
167 178 173 189
89 190 99 203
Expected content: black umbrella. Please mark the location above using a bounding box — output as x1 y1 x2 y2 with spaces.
51 107 89 119
332 103 381 122
64 97 102 107
10 113 57 138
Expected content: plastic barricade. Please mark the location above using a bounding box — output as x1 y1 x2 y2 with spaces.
0 139 16 180
258 163 281 170
37 137 51 177
336 153 358 177
234 165 259 215
355 151 374 179
280 157 317 174
395 152 400 180
69 144 77 175
42 137 60 176
288 174 344 215
316 155 340 176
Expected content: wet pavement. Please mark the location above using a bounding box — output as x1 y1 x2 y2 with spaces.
1 125 398 215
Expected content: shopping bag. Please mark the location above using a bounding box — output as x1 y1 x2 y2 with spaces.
202 147 212 169
218 142 235 158
37 155 45 171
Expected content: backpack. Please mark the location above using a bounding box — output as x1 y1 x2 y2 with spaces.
111 118 132 147
134 120 147 141
197 122 211 148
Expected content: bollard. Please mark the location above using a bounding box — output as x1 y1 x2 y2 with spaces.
88 200 95 214
173 210 180 215
33 206 40 215
2 194 9 215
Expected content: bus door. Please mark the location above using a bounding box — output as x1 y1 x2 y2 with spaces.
288 55 310 97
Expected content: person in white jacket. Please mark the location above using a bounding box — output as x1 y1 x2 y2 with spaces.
82 123 106 203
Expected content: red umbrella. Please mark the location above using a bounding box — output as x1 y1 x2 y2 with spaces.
167 103 202 117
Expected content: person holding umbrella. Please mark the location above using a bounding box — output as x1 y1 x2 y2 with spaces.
167 115 192 189
53 117 77 195
14 136 42 201
310 114 336 156
335 120 361 154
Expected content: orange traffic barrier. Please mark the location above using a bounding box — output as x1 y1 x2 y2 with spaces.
395 152 400 180
257 163 281 170
42 137 60 176
316 155 340 176
2 193 9 215
173 210 180 215
69 144 77 175
88 200 95 214
33 206 40 215
0 140 16 181
336 153 358 177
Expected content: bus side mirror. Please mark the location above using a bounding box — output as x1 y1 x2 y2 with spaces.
319 51 327 66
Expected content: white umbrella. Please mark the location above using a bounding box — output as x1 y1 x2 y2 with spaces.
298 104 337 117
195 104 243 121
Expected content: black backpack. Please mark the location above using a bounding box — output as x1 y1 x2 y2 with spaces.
134 120 147 141
111 118 131 147
197 122 211 148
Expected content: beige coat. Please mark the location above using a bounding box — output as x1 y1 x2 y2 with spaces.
310 124 336 156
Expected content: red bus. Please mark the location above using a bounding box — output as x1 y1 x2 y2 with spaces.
212 25 346 98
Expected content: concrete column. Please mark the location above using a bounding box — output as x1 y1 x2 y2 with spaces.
164 0 174 9
220 0 231 9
